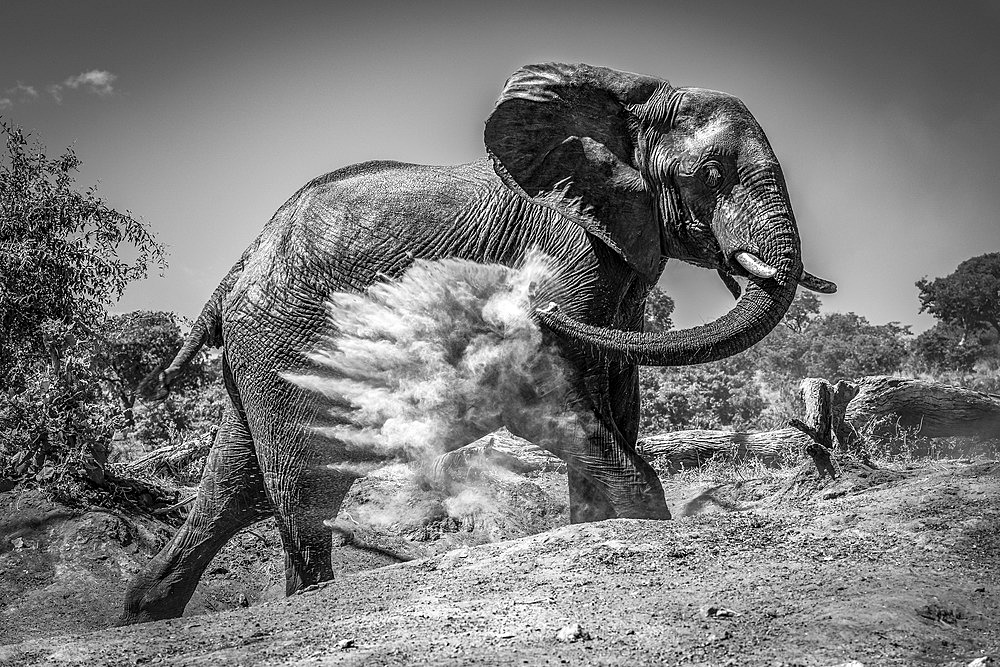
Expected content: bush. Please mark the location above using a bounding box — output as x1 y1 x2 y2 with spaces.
0 321 121 487
131 353 227 450
639 359 767 434
93 311 227 450
0 122 164 489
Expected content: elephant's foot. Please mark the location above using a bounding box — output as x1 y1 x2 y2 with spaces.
566 467 672 522
569 498 671 523
285 567 335 596
117 580 191 626
615 499 672 521
283 544 335 596
568 486 617 523
567 467 617 523
115 608 176 627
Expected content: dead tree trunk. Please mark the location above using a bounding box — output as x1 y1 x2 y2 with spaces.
831 380 862 451
636 428 801 467
844 376 1000 441
788 377 838 478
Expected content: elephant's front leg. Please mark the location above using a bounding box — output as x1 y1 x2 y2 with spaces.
563 358 671 522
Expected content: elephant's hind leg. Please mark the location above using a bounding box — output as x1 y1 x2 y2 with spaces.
263 445 355 597
118 403 270 625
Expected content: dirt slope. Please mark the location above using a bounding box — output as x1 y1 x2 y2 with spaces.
0 432 568 645
2 460 998 666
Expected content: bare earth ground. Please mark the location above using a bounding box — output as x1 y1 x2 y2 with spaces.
1 459 999 666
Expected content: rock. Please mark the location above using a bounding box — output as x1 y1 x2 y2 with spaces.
700 605 737 618
556 623 591 643
967 658 993 667
334 639 355 650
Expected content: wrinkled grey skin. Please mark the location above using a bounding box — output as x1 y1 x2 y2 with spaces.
120 63 834 624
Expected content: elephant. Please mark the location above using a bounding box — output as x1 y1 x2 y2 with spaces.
119 62 835 624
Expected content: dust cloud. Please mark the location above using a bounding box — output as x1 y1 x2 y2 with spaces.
287 252 584 533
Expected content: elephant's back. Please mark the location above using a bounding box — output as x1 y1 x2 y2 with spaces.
221 159 502 337
265 158 508 277
296 158 498 219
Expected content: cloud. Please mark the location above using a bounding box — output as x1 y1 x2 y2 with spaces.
0 82 39 109
62 70 116 96
0 70 119 105
9 83 38 99
0 70 117 108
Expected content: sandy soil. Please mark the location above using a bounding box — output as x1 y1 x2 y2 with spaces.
1 458 998 666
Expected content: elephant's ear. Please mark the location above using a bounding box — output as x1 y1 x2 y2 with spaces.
485 63 664 279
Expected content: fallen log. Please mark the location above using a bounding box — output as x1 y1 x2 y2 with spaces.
635 427 811 471
637 378 839 475
120 428 216 481
844 376 1000 440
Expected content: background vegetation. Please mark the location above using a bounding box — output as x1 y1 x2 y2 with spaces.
1 122 997 500
0 123 224 498
639 269 999 436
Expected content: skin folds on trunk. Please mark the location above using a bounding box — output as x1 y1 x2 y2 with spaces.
536 266 800 367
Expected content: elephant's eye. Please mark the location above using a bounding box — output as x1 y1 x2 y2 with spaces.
702 163 723 190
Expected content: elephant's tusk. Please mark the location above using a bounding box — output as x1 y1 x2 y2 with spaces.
798 270 838 294
735 251 778 279
717 269 742 300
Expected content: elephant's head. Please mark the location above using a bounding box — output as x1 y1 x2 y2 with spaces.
484 62 836 365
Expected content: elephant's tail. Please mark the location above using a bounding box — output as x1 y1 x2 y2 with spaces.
137 260 244 402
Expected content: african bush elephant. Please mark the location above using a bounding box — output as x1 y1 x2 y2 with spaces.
119 62 835 624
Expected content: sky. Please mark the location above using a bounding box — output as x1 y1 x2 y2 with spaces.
2 0 998 333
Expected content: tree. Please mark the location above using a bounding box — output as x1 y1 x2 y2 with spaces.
781 291 821 334
128 351 226 451
751 304 909 383
794 313 909 381
0 122 165 486
911 322 986 373
638 355 767 434
640 286 766 434
644 285 675 333
92 311 220 428
913 253 1000 373
92 311 226 450
916 253 1000 337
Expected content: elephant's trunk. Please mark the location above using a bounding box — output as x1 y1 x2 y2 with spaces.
537 223 802 366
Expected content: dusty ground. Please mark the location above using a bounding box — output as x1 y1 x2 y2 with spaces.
2 458 999 666
0 433 569 644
